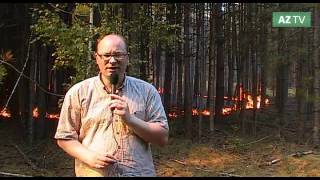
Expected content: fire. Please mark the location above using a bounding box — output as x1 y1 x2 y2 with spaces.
157 87 164 94
192 109 199 116
192 109 210 116
33 107 39 118
221 93 270 115
222 107 233 115
0 107 59 120
168 112 178 118
46 113 59 120
0 108 11 118
202 109 210 116
32 107 59 120
167 93 270 118
244 94 268 109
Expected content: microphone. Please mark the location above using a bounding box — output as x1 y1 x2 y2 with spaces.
110 73 119 95
110 73 119 116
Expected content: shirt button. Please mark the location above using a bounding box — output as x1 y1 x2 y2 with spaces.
118 146 121 149
116 132 120 135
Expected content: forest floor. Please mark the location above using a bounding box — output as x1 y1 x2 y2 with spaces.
1 108 320 177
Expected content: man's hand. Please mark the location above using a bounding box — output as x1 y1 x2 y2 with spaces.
57 140 117 169
106 94 168 147
108 94 130 122
85 151 117 169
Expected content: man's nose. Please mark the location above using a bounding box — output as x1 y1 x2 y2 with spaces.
109 56 117 63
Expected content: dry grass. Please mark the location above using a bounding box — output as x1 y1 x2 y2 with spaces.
152 133 320 177
1 120 320 177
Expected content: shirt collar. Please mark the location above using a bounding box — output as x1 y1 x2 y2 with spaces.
97 73 127 93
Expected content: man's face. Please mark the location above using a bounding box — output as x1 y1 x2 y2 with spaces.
95 36 128 80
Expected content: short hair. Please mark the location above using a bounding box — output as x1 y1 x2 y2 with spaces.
94 33 128 53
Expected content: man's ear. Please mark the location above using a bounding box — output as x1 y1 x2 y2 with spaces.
91 51 96 60
126 61 131 73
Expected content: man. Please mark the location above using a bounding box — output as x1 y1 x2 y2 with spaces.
54 34 169 177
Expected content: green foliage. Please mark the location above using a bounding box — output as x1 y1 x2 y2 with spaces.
0 50 14 84
0 65 6 84
31 4 95 86
30 3 179 87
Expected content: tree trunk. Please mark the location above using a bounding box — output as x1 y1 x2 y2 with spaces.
163 4 175 114
15 4 30 134
176 4 183 112
312 4 320 146
275 5 289 138
37 44 48 140
214 3 224 123
183 3 193 140
297 28 305 144
250 4 258 136
28 43 37 145
226 4 234 103
208 3 216 132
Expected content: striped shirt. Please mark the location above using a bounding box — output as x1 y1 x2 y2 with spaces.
54 74 169 177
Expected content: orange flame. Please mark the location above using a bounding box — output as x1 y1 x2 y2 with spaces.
168 112 178 118
0 108 11 118
33 107 39 118
201 109 210 116
221 93 270 116
192 109 199 116
158 87 164 94
46 113 59 120
167 84 271 119
192 109 210 116
32 107 59 120
222 107 233 115
0 107 59 120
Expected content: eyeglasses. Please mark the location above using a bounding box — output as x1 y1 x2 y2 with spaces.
96 52 128 62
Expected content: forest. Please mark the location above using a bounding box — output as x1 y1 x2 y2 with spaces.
0 3 320 177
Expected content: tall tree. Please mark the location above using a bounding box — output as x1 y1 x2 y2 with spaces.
250 3 258 136
208 3 216 132
275 3 289 138
37 44 48 140
214 3 224 122
312 4 320 146
163 4 175 114
176 4 183 112
183 3 193 139
297 28 306 144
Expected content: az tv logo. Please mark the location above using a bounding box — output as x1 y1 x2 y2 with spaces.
272 12 311 27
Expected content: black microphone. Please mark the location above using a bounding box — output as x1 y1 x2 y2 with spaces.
110 73 119 95
110 73 119 116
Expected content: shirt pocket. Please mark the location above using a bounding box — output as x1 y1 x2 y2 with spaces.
129 102 146 120
133 110 146 121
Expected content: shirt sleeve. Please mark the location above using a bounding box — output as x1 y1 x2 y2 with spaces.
54 87 82 140
146 86 169 131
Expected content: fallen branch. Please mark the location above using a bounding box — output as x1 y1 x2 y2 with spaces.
289 150 313 158
0 171 32 177
12 143 39 170
11 143 48 174
170 159 187 166
195 167 213 172
218 172 242 177
260 150 314 167
224 135 272 150
266 158 281 166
